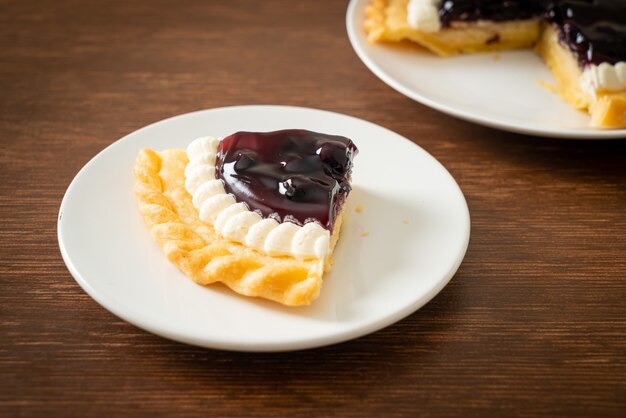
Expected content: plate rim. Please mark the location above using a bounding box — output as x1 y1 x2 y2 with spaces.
345 0 626 140
57 104 471 352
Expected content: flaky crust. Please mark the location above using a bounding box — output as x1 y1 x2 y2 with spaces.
133 148 327 306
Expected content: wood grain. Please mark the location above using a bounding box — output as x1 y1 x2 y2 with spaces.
1 0 625 416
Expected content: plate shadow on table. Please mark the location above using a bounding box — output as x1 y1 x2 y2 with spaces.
459 123 626 176
148 280 462 390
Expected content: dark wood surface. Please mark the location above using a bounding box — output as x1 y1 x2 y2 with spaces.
1 0 625 416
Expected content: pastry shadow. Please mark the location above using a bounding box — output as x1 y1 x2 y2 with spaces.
224 185 425 323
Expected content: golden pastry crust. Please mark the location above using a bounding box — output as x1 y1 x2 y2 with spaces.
134 148 336 306
365 0 540 56
536 25 626 129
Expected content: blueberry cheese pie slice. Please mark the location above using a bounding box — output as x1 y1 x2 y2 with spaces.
134 130 358 306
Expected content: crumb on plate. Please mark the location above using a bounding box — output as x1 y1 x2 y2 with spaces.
536 79 558 94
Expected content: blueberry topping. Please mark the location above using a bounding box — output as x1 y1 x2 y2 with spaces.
215 130 358 231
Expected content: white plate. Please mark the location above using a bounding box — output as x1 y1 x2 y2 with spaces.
58 105 470 352
346 0 626 139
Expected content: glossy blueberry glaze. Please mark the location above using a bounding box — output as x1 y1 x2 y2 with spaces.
435 0 625 66
215 130 358 231
437 0 544 28
545 0 626 66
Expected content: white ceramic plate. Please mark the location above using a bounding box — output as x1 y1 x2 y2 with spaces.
58 105 470 351
346 0 626 139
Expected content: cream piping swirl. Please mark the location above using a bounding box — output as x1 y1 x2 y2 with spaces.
407 0 441 33
184 136 330 260
580 62 626 95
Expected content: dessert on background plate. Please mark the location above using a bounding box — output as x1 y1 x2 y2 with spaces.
365 0 626 129
365 0 543 56
134 129 358 307
537 1 626 128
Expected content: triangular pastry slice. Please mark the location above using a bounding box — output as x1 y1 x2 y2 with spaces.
134 129 358 306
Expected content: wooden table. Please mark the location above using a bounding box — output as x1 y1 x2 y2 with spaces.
2 0 625 416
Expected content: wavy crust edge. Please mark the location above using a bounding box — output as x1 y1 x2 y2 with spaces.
133 148 326 307
364 0 389 43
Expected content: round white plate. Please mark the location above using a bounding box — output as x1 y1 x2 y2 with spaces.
346 0 626 139
58 105 470 352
